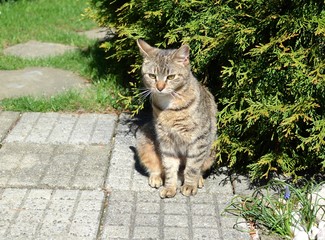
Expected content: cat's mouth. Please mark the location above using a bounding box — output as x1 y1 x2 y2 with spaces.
154 89 169 95
153 89 183 101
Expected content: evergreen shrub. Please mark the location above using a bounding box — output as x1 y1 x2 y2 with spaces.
87 0 325 180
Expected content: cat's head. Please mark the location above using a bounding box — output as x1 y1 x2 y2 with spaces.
137 39 191 95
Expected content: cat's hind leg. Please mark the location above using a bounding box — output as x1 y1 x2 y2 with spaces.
198 155 216 188
138 143 163 188
136 123 163 188
159 156 180 198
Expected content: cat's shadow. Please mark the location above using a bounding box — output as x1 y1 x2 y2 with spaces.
121 107 152 178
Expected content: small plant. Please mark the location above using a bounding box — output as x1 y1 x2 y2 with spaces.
224 180 325 239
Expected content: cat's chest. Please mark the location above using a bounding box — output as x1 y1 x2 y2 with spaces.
152 94 172 110
156 110 196 140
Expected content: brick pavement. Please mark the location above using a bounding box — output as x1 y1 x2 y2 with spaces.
0 111 250 240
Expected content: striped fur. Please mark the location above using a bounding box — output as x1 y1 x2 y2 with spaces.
136 39 217 198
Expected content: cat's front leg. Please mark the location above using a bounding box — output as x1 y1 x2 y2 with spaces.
181 169 200 196
181 175 204 196
159 156 180 198
181 153 206 196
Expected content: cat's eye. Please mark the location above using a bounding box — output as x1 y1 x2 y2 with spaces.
148 74 156 79
167 75 176 80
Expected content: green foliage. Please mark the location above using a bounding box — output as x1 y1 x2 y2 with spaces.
88 0 325 180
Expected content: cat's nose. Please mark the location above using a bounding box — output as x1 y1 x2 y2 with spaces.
156 81 166 91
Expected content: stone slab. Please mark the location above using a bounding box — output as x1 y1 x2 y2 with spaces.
0 188 104 240
0 111 20 142
3 40 77 59
0 67 89 100
77 28 113 41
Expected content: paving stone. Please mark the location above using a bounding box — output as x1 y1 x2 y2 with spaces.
0 111 20 142
164 215 188 228
136 202 160 214
191 203 216 216
189 192 216 204
106 201 133 215
162 193 188 203
106 212 132 226
0 188 104 240
163 202 188 215
133 226 159 239
136 191 161 203
164 227 189 240
102 225 130 239
77 28 113 41
134 214 160 227
0 143 110 189
105 119 136 191
3 40 78 59
108 190 136 203
0 67 89 99
193 228 222 240
205 173 233 195
5 112 117 145
192 215 220 228
231 174 255 196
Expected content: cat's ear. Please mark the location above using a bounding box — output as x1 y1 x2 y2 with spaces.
137 39 155 57
173 45 190 66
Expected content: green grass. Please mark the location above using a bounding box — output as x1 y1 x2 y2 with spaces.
0 0 127 112
0 0 95 50
0 77 126 113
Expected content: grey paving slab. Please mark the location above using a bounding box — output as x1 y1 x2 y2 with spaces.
1 112 117 189
0 143 110 189
3 40 77 59
5 112 118 145
0 112 118 239
0 188 104 240
0 67 89 100
0 111 20 142
77 28 114 41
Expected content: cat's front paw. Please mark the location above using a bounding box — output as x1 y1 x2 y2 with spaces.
159 186 177 198
149 175 163 188
198 176 204 188
181 184 198 196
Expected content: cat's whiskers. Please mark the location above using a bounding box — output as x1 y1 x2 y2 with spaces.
138 89 152 100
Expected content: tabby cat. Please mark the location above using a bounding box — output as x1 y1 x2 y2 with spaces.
136 39 217 198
